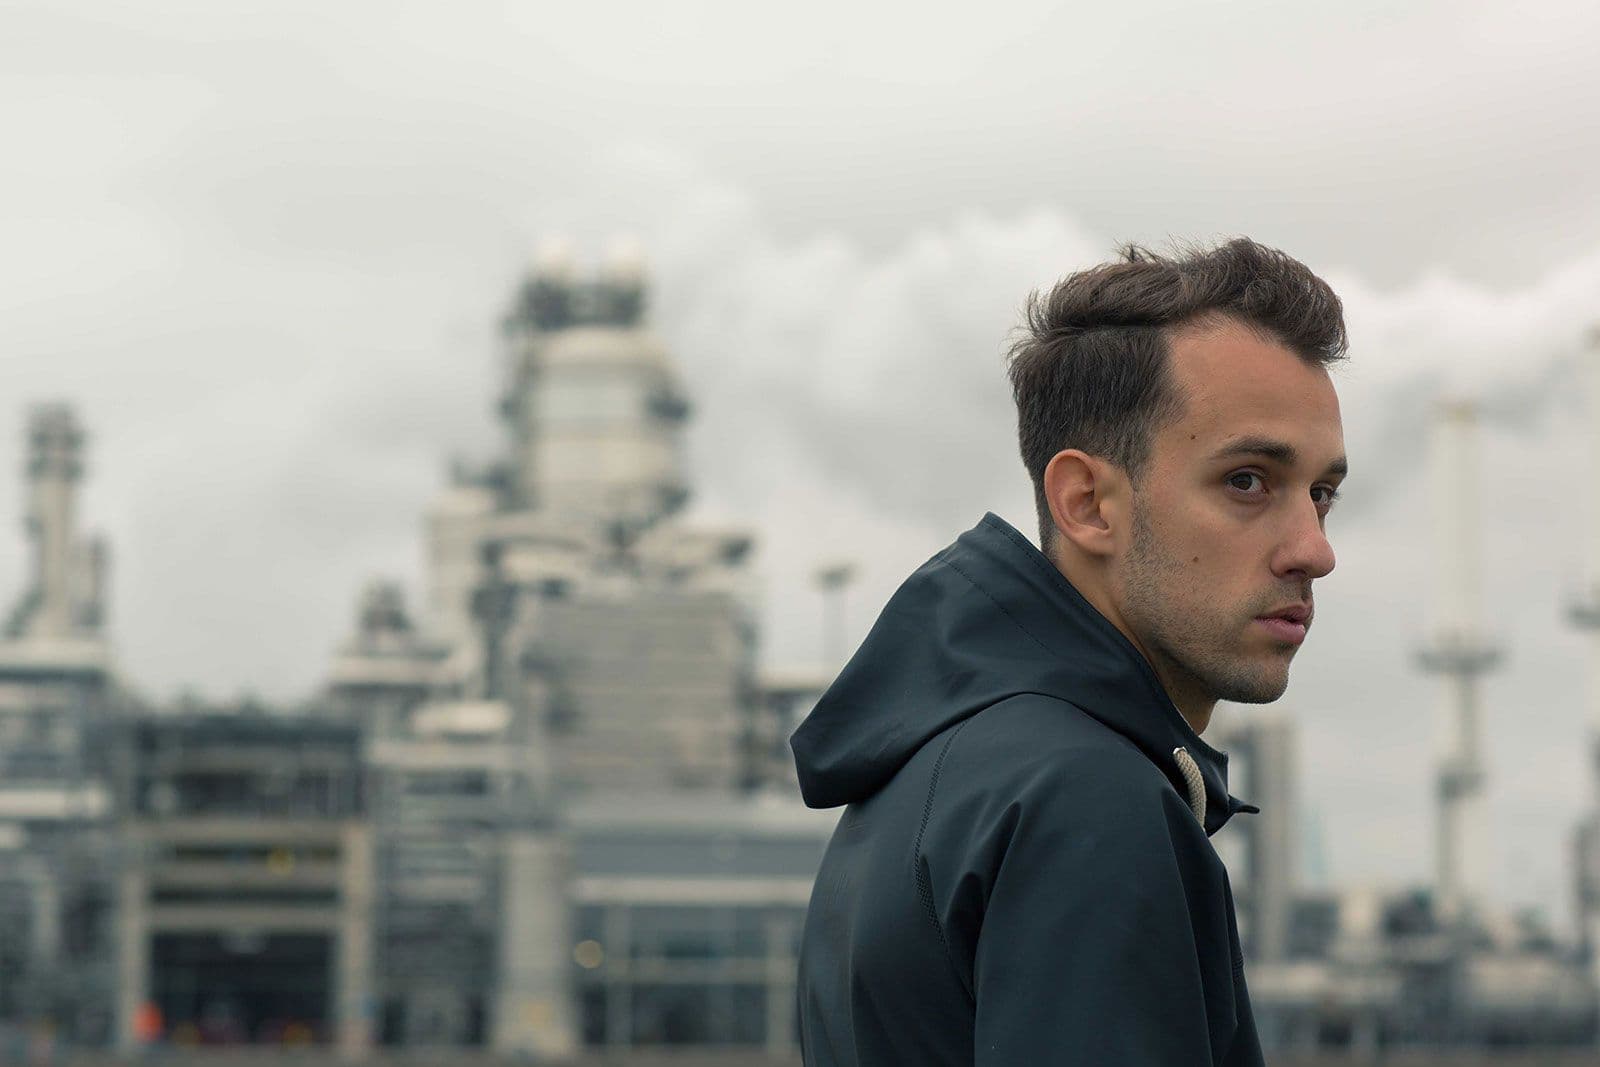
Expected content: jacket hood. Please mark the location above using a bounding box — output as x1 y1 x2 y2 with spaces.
788 512 1256 836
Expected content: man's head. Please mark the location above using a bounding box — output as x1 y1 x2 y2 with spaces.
1006 238 1348 728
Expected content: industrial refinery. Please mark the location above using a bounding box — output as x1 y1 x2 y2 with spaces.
1 250 1599 1060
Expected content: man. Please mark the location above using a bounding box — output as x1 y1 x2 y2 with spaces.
790 237 1349 1065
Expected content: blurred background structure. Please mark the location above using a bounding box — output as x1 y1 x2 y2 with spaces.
2 256 1600 1062
1 256 845 1060
7 6 1600 1061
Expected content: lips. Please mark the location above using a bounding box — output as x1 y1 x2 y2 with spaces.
1254 602 1312 646
1259 605 1311 625
1256 616 1307 644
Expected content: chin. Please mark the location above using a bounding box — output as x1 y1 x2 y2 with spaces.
1212 660 1291 705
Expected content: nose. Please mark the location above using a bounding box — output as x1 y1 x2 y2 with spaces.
1275 500 1336 582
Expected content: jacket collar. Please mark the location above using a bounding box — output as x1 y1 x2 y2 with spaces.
968 513 1257 835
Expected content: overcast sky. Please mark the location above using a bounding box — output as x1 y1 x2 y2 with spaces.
5 1 1600 928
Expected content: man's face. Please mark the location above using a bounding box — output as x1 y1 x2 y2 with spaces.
1113 315 1347 711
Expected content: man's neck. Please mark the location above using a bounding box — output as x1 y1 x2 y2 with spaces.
1171 694 1214 736
1119 631 1217 737
1048 544 1214 737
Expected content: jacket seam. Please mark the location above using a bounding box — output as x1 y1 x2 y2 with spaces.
941 554 1059 662
913 718 973 996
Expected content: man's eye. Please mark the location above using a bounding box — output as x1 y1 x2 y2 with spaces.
1227 472 1264 493
1314 485 1342 508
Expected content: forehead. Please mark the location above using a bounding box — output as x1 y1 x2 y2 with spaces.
1162 316 1344 464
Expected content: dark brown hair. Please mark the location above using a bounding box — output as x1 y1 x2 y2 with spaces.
1006 237 1349 552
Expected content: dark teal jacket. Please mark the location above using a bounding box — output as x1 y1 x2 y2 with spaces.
791 512 1265 1066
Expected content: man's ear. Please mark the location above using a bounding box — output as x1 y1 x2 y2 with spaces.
1043 449 1124 560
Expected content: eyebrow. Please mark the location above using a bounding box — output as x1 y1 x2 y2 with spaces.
1210 435 1348 478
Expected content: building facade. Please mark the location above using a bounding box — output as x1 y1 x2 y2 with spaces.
108 713 370 1053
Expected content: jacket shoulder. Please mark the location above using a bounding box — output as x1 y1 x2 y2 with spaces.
915 695 1228 989
942 694 1177 809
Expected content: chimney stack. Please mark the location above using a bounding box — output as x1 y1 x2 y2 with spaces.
1415 398 1503 926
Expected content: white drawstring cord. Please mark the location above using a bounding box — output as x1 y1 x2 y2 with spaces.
1172 746 1206 826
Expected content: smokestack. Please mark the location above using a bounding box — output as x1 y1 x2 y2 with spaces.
20 403 85 640
1415 397 1503 927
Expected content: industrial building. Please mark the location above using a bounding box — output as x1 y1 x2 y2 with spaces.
110 713 370 1053
1 253 1598 1058
0 404 121 1049
0 252 837 1058
316 243 838 1056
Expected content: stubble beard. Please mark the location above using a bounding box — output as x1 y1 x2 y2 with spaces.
1119 494 1292 707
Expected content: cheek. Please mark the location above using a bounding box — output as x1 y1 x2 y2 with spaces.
1174 532 1246 598
1137 492 1233 576
1172 526 1226 568
1162 489 1232 556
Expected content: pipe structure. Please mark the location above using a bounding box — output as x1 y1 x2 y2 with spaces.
1415 398 1503 928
